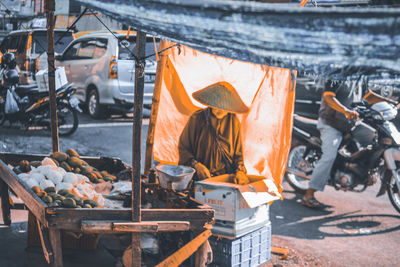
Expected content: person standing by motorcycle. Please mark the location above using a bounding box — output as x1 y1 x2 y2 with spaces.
302 79 398 208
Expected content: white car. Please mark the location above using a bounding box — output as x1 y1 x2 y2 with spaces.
55 31 158 118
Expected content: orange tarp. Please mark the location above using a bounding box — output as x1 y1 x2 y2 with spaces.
153 41 296 189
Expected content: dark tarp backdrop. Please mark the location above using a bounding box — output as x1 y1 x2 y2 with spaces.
72 0 400 85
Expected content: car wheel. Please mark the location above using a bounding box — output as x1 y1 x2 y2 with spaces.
87 89 108 119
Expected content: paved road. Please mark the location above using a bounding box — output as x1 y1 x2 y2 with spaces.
1 111 400 266
0 111 150 171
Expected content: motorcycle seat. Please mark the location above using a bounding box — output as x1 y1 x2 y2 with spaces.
293 115 320 138
15 85 40 97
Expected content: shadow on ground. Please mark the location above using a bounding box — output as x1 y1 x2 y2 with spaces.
0 221 118 267
270 189 400 240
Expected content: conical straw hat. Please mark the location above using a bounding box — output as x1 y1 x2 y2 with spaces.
192 82 249 113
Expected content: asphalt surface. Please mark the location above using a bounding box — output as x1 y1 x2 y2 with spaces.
1 111 400 266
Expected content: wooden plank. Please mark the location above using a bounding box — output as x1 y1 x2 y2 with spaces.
0 152 120 171
142 209 214 222
131 232 141 267
0 160 47 225
0 179 11 225
271 247 290 256
81 221 114 233
81 220 190 233
48 208 213 231
156 221 190 231
155 229 212 267
45 0 59 153
115 222 157 232
0 153 46 166
49 228 63 267
37 218 53 264
144 40 168 176
132 30 146 223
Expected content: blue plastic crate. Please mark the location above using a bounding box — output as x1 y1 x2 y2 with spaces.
210 222 271 267
251 244 260 256
251 255 260 266
260 227 270 243
259 242 271 264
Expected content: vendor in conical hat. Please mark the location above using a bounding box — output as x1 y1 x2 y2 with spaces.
178 81 249 185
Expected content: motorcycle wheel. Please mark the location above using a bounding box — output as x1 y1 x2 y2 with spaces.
57 102 78 136
286 143 316 194
387 175 400 214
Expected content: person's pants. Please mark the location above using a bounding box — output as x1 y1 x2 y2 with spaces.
309 119 343 192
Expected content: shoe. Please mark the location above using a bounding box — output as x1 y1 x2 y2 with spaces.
301 197 321 208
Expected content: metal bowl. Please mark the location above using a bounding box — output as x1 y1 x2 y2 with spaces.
155 164 195 191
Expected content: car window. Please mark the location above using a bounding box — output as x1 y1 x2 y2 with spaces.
6 35 20 52
62 41 81 60
0 34 28 54
54 32 74 53
0 36 11 53
118 36 159 60
32 31 74 54
17 35 27 53
77 39 95 59
31 33 47 54
92 38 108 59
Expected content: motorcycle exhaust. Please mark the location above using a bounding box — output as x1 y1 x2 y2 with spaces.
286 169 311 180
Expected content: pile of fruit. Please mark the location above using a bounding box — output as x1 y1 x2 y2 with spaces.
14 149 119 209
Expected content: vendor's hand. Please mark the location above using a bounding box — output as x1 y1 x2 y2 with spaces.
194 162 211 180
344 109 359 120
396 103 400 110
234 171 249 185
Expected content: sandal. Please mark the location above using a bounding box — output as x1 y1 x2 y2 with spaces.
301 197 321 208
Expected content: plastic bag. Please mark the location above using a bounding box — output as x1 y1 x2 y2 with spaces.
5 89 19 114
141 233 159 254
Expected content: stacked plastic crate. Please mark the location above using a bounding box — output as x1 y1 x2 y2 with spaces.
195 175 278 267
209 223 271 267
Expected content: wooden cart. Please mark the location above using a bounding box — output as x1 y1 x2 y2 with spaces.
0 1 214 266
0 153 214 267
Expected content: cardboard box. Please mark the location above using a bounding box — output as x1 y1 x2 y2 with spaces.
194 174 280 222
35 67 68 92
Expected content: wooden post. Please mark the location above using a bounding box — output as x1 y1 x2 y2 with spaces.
131 30 146 267
0 179 11 225
144 40 168 176
49 228 63 267
45 0 59 153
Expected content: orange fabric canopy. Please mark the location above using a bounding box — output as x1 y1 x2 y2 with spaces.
153 41 296 189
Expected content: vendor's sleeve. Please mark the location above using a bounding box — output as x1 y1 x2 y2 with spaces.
233 117 246 173
178 115 197 166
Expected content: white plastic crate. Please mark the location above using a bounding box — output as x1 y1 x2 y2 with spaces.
35 67 68 92
209 222 272 267
212 203 269 238
194 174 279 222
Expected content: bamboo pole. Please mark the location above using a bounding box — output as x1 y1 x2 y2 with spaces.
144 40 168 176
131 30 146 267
45 0 59 153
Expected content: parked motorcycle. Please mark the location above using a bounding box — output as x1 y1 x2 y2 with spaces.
286 101 400 214
0 53 80 136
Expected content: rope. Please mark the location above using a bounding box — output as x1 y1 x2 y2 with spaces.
54 7 88 46
89 9 140 63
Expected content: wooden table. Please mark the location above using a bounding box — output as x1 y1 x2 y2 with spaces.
0 153 214 267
